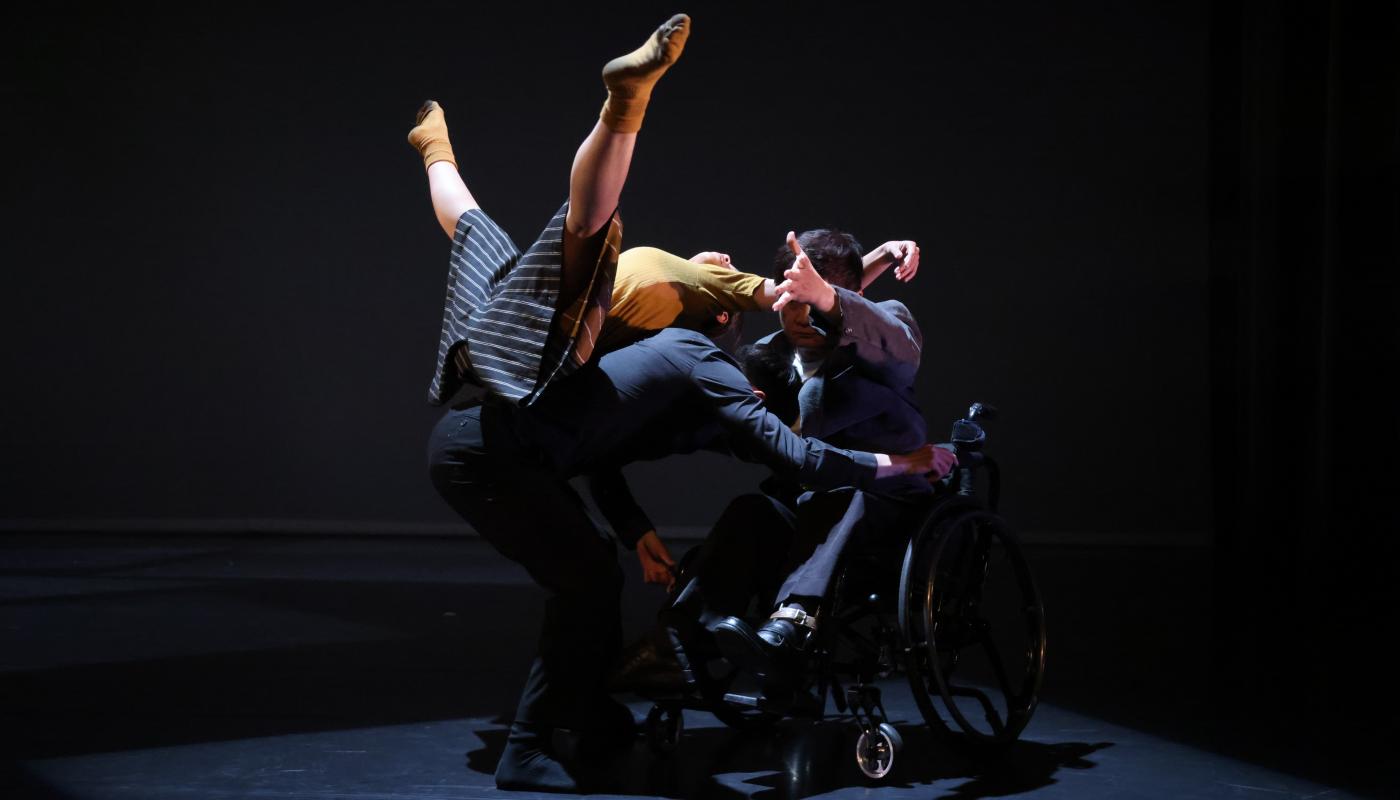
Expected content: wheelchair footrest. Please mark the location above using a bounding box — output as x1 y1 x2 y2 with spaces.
722 692 760 708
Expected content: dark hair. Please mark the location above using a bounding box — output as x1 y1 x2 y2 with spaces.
772 229 864 292
701 310 744 354
736 342 800 426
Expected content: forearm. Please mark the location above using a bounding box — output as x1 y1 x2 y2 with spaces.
584 469 654 549
861 247 896 290
753 278 781 308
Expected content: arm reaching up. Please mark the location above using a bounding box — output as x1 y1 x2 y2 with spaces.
861 240 921 289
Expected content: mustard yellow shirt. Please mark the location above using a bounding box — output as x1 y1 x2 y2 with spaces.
599 246 767 353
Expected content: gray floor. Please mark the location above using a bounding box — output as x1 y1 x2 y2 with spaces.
0 534 1389 799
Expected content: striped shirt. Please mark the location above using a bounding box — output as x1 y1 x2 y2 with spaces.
428 201 621 406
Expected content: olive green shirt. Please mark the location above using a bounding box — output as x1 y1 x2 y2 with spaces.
600 246 767 354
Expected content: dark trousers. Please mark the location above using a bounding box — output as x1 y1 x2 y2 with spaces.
777 488 927 602
675 488 926 627
428 404 622 732
671 493 795 632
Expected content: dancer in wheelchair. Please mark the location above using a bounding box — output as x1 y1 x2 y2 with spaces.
410 17 946 789
614 230 957 694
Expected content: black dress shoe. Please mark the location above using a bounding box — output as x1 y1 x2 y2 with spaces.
713 612 814 680
608 628 692 697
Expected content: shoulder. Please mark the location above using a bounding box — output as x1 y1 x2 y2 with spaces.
640 327 720 362
839 289 919 330
648 327 713 347
754 330 787 351
876 298 915 318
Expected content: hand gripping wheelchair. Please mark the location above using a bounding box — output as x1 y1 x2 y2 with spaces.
641 403 1048 781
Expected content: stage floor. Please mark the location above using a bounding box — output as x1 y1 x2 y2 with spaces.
0 533 1388 799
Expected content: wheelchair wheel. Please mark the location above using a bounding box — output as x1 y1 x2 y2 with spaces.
899 508 1045 745
854 721 902 780
645 704 684 755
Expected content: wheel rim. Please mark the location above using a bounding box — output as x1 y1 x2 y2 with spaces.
645 705 683 753
903 510 1046 743
855 729 895 779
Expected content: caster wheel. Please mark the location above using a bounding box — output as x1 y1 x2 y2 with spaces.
645 704 683 755
855 723 901 780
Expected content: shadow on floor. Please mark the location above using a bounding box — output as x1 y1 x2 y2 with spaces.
465 716 1111 799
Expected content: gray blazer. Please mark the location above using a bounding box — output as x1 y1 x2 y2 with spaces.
757 286 929 496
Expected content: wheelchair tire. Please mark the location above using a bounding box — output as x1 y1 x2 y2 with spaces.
854 721 902 780
645 704 684 755
899 507 1046 746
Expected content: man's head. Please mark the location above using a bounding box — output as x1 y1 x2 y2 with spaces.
772 229 864 292
773 229 863 349
701 309 744 354
737 342 800 426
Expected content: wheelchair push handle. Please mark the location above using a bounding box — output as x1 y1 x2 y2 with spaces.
950 401 997 452
967 402 998 421
947 401 1001 510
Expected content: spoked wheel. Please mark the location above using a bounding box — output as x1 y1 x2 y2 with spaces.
899 508 1046 745
854 722 903 780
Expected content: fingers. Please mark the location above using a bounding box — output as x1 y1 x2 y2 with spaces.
931 448 958 479
791 250 813 273
772 289 795 312
786 230 802 256
889 241 920 282
900 245 920 281
640 555 669 586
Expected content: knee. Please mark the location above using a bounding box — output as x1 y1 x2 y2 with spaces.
714 494 776 529
710 495 788 546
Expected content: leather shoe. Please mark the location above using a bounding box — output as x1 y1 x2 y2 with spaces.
608 628 692 697
713 611 814 680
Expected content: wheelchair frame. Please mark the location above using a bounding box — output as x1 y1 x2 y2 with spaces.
643 403 1048 781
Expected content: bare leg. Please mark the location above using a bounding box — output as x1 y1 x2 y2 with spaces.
408 101 478 239
427 161 478 239
560 123 635 300
564 122 635 241
561 13 690 295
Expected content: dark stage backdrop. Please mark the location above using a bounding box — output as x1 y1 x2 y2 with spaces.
4 2 1211 538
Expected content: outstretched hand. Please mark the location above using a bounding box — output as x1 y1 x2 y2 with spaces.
636 530 676 591
773 231 837 313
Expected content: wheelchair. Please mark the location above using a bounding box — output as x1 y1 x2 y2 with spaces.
642 403 1047 781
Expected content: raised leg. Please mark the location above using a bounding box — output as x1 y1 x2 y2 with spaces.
560 13 690 299
407 101 479 238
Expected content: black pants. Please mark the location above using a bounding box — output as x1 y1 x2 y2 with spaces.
670 493 795 631
428 403 622 732
675 488 927 627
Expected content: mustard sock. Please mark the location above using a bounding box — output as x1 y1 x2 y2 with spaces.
600 13 690 134
406 100 457 171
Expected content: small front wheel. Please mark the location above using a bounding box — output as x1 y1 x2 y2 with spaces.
645 704 683 755
854 723 901 780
